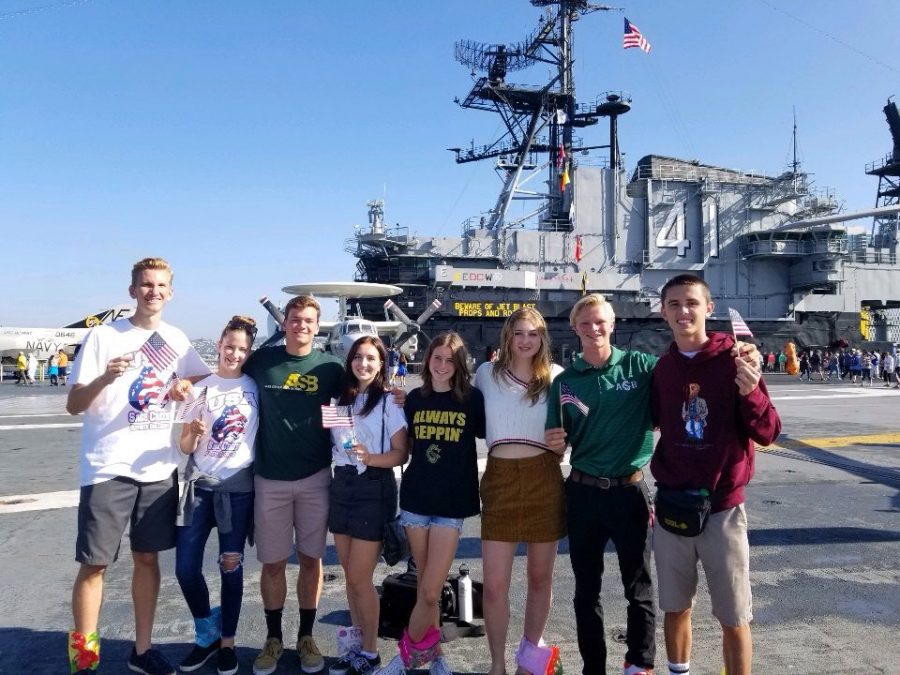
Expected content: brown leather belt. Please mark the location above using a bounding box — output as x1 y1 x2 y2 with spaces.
569 468 643 489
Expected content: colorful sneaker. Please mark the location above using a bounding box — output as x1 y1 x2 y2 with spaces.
252 637 284 675
216 646 239 675
429 656 454 675
180 639 221 672
128 647 176 675
298 635 325 673
348 654 381 675
68 630 100 674
623 663 653 675
336 627 363 657
330 626 364 675
398 627 442 669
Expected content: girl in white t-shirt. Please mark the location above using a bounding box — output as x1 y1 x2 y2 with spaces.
175 316 259 675
328 336 409 675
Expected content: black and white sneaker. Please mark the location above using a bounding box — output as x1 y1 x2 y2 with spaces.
347 654 381 675
217 646 239 675
179 640 221 672
329 652 357 675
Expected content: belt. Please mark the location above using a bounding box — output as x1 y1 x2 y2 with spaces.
569 468 643 489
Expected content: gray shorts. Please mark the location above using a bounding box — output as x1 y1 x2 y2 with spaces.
654 504 753 627
75 471 178 565
254 469 331 563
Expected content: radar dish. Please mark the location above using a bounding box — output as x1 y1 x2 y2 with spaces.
281 282 403 299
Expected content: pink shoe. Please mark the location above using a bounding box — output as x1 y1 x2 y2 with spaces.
398 627 441 669
515 638 562 675
623 662 653 675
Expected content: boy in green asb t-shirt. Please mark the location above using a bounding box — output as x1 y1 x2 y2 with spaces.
242 295 343 675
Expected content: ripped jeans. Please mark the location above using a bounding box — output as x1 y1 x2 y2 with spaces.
176 488 253 638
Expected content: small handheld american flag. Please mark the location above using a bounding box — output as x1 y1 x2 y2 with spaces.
560 382 590 417
140 331 178 371
175 386 208 422
321 404 354 429
728 308 754 338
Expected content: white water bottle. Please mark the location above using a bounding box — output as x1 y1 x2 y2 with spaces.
457 564 473 623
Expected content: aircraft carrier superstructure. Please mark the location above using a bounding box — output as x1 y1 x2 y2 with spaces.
347 0 900 361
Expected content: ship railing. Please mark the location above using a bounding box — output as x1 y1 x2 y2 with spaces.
578 91 632 115
635 162 771 186
849 249 898 265
866 153 899 174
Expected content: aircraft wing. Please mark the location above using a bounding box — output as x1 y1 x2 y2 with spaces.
0 327 89 359
373 321 404 336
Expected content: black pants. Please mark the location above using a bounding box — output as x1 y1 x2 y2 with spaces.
565 477 656 674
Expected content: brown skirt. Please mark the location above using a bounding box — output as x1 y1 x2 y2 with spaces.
480 452 567 543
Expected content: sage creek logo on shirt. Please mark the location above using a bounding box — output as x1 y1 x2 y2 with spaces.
615 379 640 391
425 443 442 463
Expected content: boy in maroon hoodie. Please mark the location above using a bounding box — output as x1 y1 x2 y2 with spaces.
650 274 781 675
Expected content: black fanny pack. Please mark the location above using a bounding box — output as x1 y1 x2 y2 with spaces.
654 488 712 537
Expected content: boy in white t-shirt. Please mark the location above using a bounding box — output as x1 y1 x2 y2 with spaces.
66 257 208 675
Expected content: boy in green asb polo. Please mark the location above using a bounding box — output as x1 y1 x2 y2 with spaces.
545 293 657 675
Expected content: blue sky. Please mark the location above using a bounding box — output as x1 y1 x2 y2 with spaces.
1 0 898 338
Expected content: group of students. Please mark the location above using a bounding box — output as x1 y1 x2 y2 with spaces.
64 256 779 675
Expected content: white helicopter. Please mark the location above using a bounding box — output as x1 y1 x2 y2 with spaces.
259 282 441 360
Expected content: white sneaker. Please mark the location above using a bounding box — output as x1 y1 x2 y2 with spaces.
429 656 454 675
374 655 407 675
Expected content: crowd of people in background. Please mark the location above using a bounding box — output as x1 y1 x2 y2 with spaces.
766 347 900 386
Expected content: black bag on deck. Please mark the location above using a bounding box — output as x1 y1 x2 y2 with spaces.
378 564 419 639
378 559 485 639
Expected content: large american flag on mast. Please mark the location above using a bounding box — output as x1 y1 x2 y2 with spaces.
623 18 652 54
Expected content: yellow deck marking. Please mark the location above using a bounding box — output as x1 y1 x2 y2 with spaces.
764 433 900 451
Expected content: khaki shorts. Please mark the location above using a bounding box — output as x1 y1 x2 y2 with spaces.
480 452 566 543
254 469 331 563
653 504 752 627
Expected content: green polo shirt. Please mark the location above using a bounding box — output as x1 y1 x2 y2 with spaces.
546 347 657 478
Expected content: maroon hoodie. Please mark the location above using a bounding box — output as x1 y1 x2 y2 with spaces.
650 332 781 512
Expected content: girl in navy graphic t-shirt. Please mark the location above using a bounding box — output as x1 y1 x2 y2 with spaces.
385 332 484 675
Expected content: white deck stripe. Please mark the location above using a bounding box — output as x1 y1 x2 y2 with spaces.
0 423 82 430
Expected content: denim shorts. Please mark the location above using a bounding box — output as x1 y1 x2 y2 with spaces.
399 509 464 532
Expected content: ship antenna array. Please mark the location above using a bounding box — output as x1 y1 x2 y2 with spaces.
449 0 623 231
454 40 535 77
